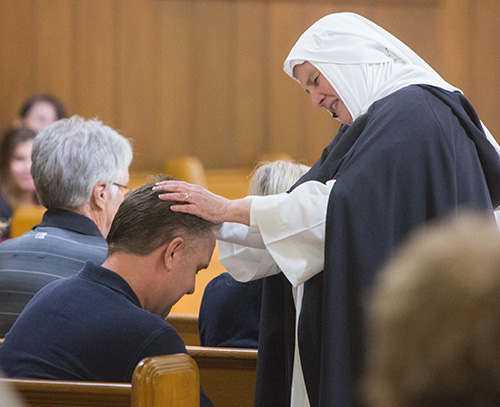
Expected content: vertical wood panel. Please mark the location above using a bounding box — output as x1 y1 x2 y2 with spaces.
157 0 196 162
267 4 310 160
73 0 117 125
1 0 499 168
33 0 74 112
0 0 36 133
190 1 235 168
468 0 500 138
232 2 269 167
118 0 161 170
438 0 473 90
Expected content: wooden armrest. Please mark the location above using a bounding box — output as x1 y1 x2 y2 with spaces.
132 353 200 407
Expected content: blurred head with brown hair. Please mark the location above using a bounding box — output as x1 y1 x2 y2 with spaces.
363 212 500 407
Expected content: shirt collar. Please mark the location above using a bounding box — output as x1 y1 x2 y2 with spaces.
35 208 104 238
79 260 142 307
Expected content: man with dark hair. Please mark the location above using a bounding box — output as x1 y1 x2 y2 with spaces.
0 178 215 407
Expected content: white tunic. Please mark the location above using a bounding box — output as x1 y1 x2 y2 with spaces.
216 179 336 407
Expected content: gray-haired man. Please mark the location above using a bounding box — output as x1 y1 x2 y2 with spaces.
0 115 133 337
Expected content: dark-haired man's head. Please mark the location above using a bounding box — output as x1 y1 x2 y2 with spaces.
103 175 216 317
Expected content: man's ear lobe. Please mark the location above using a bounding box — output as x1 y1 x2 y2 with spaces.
90 182 108 210
164 237 185 271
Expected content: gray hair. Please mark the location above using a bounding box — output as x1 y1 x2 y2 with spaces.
249 160 310 196
31 116 133 209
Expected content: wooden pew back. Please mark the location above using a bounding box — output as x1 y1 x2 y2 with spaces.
0 353 199 407
3 378 131 407
132 354 200 407
167 314 200 346
0 339 257 407
187 346 257 407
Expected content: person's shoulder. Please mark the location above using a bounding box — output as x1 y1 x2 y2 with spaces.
207 272 235 287
35 224 105 243
202 272 241 301
136 318 187 355
0 231 32 250
374 85 433 113
0 227 106 256
366 85 449 134
28 226 108 257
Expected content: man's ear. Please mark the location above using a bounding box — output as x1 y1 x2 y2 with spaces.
164 237 185 273
90 182 108 211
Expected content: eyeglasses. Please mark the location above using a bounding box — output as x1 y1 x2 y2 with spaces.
112 182 134 196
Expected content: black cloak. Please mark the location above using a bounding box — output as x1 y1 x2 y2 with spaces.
253 85 500 407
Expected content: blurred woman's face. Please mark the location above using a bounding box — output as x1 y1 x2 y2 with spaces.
293 61 353 125
23 101 58 132
10 141 35 192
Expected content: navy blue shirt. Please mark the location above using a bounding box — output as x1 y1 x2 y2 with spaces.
0 208 107 337
199 272 262 348
0 260 213 406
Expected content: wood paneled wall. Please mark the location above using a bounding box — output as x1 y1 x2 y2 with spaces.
1 0 499 172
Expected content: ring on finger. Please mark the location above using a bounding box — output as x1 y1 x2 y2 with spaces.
184 192 189 202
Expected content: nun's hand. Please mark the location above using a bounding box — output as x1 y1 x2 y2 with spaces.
153 180 251 225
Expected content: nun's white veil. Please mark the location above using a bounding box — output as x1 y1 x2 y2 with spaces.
283 12 500 154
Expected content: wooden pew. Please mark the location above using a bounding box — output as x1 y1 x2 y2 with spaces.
167 314 200 346
0 353 199 407
3 379 131 407
132 354 199 407
187 346 257 407
0 339 257 407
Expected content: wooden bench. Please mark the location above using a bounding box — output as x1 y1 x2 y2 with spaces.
0 339 257 407
0 353 199 407
187 346 257 407
167 314 200 346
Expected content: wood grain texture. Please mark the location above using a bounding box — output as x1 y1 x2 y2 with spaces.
0 0 497 170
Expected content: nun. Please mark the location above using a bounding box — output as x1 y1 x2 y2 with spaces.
155 12 500 407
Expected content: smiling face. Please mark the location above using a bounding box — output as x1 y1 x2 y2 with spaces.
10 140 35 192
293 61 353 125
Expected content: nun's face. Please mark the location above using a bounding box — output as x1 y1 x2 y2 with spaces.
293 61 353 125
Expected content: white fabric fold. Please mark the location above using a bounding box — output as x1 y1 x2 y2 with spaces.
283 12 460 121
217 180 335 288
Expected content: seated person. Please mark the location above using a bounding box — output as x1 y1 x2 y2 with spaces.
0 178 215 407
0 128 39 241
199 160 310 348
14 93 67 133
363 213 500 407
0 116 133 337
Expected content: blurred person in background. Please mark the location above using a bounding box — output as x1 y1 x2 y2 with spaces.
364 213 500 407
199 160 310 348
13 94 67 133
0 128 38 241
